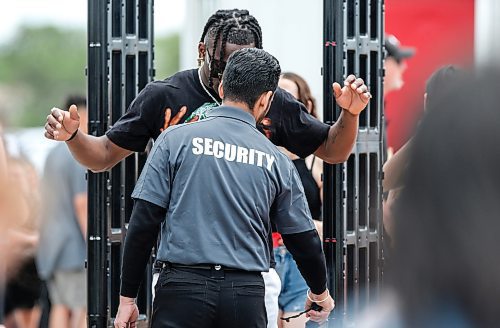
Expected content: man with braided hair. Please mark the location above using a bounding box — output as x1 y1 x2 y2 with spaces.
45 8 370 168
45 8 371 327
114 47 334 328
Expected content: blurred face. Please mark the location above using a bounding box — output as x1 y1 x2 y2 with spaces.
200 38 255 93
384 57 407 95
278 77 299 100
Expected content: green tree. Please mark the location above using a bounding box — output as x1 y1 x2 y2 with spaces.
0 25 86 127
0 26 180 128
154 33 180 80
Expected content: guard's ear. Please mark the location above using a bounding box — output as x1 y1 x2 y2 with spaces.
255 91 274 116
218 80 225 99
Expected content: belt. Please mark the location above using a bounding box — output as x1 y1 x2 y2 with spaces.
157 261 243 272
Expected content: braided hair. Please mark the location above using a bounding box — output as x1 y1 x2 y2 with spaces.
200 9 263 88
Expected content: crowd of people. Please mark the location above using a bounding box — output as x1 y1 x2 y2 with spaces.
1 6 499 328
0 96 88 328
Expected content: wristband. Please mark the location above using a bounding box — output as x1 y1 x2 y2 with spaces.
307 288 330 303
66 129 79 142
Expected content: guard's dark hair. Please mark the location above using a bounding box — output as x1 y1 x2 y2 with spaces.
200 9 263 87
391 69 500 327
64 95 87 110
222 48 280 109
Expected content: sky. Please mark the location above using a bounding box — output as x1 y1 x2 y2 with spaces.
0 0 186 45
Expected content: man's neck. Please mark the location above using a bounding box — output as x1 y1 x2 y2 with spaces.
199 68 219 96
222 100 255 119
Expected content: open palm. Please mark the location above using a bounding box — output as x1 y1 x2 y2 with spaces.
333 75 371 115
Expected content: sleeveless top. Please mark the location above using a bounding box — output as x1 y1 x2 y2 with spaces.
293 158 322 221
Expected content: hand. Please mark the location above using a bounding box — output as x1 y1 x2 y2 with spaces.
305 289 335 324
160 106 187 132
114 296 139 328
44 105 80 141
333 75 371 116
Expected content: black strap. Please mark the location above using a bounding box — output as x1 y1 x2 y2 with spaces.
307 155 317 172
280 303 323 322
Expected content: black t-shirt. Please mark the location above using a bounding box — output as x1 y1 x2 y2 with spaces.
106 69 330 158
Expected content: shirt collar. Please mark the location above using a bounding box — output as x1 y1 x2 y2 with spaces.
206 106 256 126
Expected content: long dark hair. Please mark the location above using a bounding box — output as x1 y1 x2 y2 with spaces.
281 72 317 118
390 69 500 327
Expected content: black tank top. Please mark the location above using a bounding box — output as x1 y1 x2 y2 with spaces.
293 158 322 221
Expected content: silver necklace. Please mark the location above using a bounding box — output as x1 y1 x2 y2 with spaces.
198 68 221 106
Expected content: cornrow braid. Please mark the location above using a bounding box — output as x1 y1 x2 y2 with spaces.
199 15 221 43
219 22 238 73
246 19 263 48
200 9 263 88
208 22 227 89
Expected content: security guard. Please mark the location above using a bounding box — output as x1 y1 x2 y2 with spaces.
114 48 334 328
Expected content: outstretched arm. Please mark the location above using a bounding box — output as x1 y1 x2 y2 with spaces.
65 132 132 172
44 105 188 172
315 75 371 164
44 106 132 172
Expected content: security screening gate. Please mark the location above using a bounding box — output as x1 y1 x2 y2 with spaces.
87 0 154 327
323 0 385 324
87 1 384 326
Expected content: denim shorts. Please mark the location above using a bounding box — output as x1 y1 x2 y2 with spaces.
274 246 308 313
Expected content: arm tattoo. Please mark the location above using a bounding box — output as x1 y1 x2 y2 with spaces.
329 116 345 146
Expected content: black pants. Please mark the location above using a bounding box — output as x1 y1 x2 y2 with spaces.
152 264 267 328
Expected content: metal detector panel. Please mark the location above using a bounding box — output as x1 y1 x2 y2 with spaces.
87 1 154 327
323 0 384 323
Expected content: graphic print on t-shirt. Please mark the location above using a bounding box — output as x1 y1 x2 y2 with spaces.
184 102 219 123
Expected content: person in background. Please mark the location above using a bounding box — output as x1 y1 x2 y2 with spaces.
383 34 415 159
37 95 88 328
359 69 500 328
276 72 323 199
383 34 415 98
2 156 42 328
0 129 10 328
382 65 462 238
273 72 323 328
381 34 415 249
389 69 500 327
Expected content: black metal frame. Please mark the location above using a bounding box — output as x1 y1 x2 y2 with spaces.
323 0 384 324
87 1 154 327
87 1 384 326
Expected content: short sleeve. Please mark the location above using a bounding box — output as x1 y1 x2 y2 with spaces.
271 162 315 234
272 89 330 158
131 133 172 208
106 82 165 152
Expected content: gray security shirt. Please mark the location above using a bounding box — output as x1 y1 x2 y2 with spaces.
132 106 315 272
